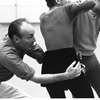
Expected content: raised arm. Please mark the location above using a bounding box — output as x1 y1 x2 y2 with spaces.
30 61 81 84
69 0 96 17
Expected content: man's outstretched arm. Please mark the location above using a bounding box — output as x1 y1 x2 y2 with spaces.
30 61 81 84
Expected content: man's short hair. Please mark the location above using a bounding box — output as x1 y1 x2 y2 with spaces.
45 0 56 8
8 18 30 39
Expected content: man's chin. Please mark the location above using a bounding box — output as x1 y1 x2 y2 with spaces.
28 47 32 51
24 48 31 52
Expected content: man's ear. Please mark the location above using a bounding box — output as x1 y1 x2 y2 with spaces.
13 35 20 43
55 0 61 4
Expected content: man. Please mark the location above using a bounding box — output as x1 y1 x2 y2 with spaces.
0 18 81 99
40 0 95 98
73 0 100 97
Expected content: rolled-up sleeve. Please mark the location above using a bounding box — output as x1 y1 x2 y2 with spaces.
0 48 35 81
64 0 95 18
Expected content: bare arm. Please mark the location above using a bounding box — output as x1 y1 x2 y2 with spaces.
30 61 81 84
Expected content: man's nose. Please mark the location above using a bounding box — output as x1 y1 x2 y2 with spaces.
32 37 36 42
33 38 36 42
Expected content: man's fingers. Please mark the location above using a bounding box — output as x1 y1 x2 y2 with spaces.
74 62 82 76
81 63 85 68
73 61 80 69
77 64 82 73
69 61 76 67
75 72 81 77
81 63 86 74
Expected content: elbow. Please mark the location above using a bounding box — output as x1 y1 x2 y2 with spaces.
16 74 27 80
89 1 96 8
92 2 96 8
16 71 35 81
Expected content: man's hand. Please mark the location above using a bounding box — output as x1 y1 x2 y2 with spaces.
73 45 82 61
77 50 82 61
65 61 82 79
81 63 86 74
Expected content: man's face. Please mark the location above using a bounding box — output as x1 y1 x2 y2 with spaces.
18 22 36 51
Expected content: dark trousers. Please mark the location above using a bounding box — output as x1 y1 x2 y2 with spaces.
41 48 94 98
81 54 100 97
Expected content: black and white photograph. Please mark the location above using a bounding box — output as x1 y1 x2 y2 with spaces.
0 0 99 99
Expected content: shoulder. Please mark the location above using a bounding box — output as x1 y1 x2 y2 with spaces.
40 12 48 21
63 3 72 9
0 42 18 61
